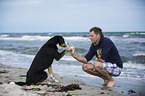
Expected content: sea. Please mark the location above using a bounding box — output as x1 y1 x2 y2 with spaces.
0 32 145 95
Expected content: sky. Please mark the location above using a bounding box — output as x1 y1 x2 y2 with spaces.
0 0 145 32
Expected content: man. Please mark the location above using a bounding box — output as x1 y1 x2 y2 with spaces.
69 27 123 87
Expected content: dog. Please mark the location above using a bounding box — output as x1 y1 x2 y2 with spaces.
15 35 72 86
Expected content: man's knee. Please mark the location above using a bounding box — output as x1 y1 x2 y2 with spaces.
82 63 94 72
94 61 103 69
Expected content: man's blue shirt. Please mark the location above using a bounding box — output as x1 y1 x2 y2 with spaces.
85 35 123 68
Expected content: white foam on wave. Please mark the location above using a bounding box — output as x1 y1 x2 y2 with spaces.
131 32 145 35
0 50 34 68
0 35 51 41
21 35 51 41
64 36 89 41
0 35 89 41
61 55 76 61
123 32 145 38
109 36 121 41
123 33 130 38
0 34 10 37
133 52 145 56
122 37 145 43
0 50 34 58
124 61 145 69
121 61 145 80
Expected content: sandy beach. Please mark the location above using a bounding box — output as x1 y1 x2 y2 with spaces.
0 63 127 96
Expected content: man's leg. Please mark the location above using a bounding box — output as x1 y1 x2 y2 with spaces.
94 61 115 87
82 63 108 85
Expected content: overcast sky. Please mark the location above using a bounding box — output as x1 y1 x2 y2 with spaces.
0 0 145 32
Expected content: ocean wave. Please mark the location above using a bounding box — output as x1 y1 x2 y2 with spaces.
131 32 145 35
122 61 145 79
64 36 89 41
121 56 128 62
141 42 145 46
133 52 145 56
132 53 145 64
0 50 34 58
123 32 145 38
0 50 34 68
0 49 76 66
61 55 76 61
0 35 89 41
124 61 145 69
122 37 145 43
0 35 51 41
0 34 10 37
0 50 34 61
21 35 51 41
123 33 130 38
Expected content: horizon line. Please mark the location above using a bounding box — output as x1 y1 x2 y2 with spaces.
0 31 145 33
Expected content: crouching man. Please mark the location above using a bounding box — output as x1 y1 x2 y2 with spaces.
69 27 123 87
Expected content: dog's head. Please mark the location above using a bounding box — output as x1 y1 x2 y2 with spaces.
54 35 67 47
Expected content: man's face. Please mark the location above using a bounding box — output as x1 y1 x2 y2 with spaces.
89 31 100 44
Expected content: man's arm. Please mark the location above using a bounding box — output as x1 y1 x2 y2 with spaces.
69 44 87 64
71 53 87 64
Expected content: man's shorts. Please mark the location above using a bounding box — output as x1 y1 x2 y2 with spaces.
103 62 122 76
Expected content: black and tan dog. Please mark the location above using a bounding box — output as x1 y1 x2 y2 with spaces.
15 36 72 86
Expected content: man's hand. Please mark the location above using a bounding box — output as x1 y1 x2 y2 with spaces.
65 44 74 51
69 44 87 63
69 44 75 55
97 59 105 63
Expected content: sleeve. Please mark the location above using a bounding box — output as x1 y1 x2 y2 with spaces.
101 39 113 61
54 50 66 61
85 45 95 62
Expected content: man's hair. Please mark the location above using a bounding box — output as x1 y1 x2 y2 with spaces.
89 27 103 36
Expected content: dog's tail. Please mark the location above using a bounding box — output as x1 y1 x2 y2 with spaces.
15 82 26 86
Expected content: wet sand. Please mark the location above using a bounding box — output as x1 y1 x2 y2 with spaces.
0 63 125 96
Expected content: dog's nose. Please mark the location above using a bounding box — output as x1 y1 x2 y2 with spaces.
65 42 69 46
